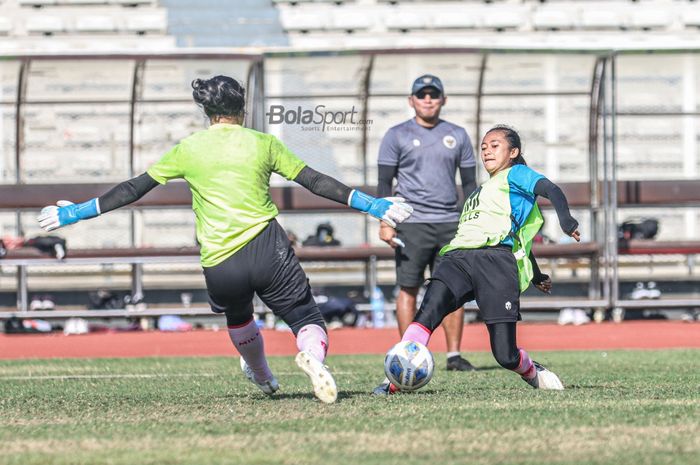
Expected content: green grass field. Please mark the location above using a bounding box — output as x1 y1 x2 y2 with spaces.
1 350 698 465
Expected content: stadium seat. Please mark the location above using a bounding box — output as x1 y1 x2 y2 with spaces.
110 0 155 5
272 0 314 4
57 0 110 4
25 15 65 34
532 9 575 30
629 9 673 30
431 10 477 30
75 15 117 33
279 11 326 32
18 0 56 6
580 9 626 30
385 12 428 31
681 8 700 28
483 9 524 31
0 17 12 35
125 14 167 33
331 9 372 31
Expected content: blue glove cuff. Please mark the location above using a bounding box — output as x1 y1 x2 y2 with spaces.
349 190 374 213
58 198 100 226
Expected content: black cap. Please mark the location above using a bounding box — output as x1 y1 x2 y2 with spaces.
411 74 444 95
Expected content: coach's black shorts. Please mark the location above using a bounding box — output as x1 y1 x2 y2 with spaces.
395 222 459 288
202 220 318 331
431 246 521 324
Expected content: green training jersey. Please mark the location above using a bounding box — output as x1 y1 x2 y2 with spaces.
147 123 306 267
440 165 545 291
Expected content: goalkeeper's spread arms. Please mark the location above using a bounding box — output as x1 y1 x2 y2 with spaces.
37 167 413 232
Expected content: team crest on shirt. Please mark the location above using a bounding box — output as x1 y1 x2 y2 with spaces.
505 301 512 311
443 135 457 149
413 139 421 147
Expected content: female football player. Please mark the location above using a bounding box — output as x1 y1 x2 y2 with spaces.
37 75 413 404
385 125 580 393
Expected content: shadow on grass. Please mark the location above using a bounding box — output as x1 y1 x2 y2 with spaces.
441 365 502 372
235 390 380 402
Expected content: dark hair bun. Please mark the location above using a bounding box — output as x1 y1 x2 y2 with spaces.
191 75 245 118
487 124 527 166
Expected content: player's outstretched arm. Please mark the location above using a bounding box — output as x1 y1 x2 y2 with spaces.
37 173 159 232
293 166 413 227
533 178 580 242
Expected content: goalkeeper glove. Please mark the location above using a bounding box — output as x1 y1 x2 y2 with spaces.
37 199 100 232
348 190 413 228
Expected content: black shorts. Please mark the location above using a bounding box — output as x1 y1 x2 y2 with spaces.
431 246 521 324
202 219 316 324
395 222 459 288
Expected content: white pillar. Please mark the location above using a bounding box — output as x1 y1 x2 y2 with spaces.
544 56 559 181
0 63 4 184
544 56 561 240
682 55 697 239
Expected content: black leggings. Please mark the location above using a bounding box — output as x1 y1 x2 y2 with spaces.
203 220 327 336
486 321 520 370
414 279 521 370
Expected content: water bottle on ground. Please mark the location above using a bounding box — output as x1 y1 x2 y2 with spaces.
370 286 385 328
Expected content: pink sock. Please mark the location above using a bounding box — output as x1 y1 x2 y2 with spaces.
296 324 328 363
514 348 536 379
401 323 432 347
228 319 273 383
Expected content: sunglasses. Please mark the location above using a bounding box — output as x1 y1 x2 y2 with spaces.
414 89 442 100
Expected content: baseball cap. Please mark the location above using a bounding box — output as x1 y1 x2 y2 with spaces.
411 74 444 95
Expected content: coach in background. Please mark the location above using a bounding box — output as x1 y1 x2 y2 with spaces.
374 75 478 394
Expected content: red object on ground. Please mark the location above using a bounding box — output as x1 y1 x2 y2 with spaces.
0 321 698 360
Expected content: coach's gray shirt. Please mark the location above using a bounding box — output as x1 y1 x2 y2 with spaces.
378 118 475 223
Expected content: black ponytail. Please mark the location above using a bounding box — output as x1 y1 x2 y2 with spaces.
486 124 526 166
191 75 245 119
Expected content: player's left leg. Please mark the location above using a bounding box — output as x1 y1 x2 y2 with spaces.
253 220 337 403
472 248 563 390
487 322 564 390
267 288 337 404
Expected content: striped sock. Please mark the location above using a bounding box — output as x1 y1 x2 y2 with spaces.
514 348 536 380
228 319 273 383
296 324 328 363
401 322 432 347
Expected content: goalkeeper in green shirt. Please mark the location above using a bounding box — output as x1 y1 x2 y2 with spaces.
37 75 413 404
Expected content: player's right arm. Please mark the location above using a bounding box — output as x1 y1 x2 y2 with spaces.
38 143 183 232
37 173 160 232
269 134 412 228
293 167 412 228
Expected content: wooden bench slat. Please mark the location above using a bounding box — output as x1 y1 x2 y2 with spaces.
2 243 599 262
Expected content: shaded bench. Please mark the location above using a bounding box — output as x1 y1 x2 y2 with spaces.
1 242 599 315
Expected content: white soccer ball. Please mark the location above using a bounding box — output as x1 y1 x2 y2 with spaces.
384 340 435 391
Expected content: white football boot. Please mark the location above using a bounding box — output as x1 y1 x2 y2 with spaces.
240 357 279 396
295 350 338 404
522 361 564 390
